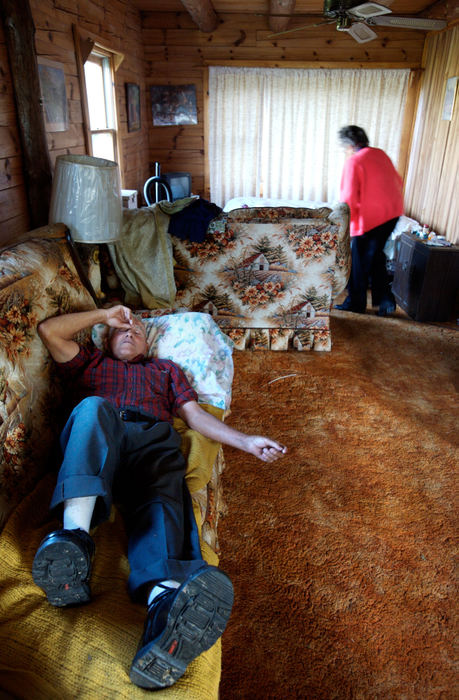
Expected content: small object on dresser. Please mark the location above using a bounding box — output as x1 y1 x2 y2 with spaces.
122 189 138 209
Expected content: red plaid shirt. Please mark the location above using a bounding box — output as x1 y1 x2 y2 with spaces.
57 345 198 424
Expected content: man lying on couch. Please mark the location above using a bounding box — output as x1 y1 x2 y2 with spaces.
32 305 287 690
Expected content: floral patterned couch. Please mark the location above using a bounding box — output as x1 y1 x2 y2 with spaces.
0 224 96 527
0 223 229 699
172 203 350 351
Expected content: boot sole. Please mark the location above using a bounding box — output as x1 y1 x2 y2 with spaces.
32 536 91 607
130 567 234 689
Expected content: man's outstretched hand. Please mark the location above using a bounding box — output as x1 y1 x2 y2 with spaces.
244 436 287 463
178 401 287 463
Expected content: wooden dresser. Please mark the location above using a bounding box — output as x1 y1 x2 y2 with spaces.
392 232 459 322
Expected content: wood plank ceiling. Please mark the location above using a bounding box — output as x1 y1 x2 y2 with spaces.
131 0 458 33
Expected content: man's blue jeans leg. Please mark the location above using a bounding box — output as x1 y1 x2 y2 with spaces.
50 397 206 604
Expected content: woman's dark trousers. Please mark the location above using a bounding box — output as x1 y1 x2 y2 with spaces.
347 217 399 312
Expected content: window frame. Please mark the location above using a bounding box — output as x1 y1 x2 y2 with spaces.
73 25 124 170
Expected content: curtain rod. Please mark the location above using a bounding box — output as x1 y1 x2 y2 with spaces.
203 60 422 69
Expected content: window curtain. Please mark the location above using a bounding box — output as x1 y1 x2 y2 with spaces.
208 67 410 207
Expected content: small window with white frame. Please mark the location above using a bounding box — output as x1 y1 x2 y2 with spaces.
84 49 118 161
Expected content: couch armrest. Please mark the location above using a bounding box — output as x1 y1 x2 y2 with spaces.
0 231 95 530
0 222 68 253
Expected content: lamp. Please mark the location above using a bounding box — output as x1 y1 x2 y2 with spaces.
49 154 122 303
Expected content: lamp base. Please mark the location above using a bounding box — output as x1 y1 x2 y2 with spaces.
64 229 101 306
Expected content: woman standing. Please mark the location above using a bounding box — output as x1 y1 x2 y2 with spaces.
335 125 404 316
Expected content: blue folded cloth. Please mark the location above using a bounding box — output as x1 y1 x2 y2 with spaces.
168 198 222 242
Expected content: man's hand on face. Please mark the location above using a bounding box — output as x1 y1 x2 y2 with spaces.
105 305 134 330
109 318 148 362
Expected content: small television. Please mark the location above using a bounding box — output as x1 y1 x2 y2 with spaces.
143 163 192 205
162 172 192 201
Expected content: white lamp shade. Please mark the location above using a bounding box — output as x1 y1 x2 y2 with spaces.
49 154 122 243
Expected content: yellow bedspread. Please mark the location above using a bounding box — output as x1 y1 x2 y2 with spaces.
0 409 223 700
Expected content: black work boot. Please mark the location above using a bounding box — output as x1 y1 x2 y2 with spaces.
32 528 95 607
130 565 234 689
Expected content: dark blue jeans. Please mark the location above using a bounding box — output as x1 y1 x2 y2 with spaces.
50 397 206 603
347 217 399 312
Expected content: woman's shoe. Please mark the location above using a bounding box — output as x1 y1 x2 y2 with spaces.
377 300 396 317
334 299 366 314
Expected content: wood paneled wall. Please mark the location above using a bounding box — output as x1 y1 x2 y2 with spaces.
31 0 150 191
1 2 456 243
404 25 459 243
0 20 30 240
143 11 426 199
0 0 149 242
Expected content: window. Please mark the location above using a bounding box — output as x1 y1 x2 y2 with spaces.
208 67 411 207
72 26 124 165
84 50 118 161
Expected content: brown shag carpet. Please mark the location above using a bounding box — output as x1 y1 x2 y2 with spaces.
219 309 458 700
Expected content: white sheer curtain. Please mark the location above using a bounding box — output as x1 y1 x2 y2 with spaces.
208 67 410 207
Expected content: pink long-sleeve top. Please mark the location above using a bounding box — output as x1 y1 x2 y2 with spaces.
340 147 404 237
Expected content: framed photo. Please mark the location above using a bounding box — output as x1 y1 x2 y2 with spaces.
442 76 458 121
126 82 141 132
150 84 198 126
37 58 68 132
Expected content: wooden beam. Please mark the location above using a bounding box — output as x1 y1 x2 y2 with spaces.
269 0 296 33
0 0 52 229
179 0 219 32
419 0 459 21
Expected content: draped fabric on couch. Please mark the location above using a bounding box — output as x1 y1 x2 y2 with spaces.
171 203 350 352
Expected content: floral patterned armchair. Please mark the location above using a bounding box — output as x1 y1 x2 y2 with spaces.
172 203 350 351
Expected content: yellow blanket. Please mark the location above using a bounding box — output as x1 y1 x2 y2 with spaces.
0 408 223 700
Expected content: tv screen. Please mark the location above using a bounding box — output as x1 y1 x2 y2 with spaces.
162 172 192 201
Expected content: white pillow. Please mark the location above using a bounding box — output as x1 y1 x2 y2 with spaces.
92 312 233 410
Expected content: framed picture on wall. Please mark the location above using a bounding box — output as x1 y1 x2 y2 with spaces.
126 83 141 132
150 85 198 126
37 58 68 132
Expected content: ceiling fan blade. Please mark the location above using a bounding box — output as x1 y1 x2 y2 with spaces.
368 16 447 29
345 21 378 42
267 19 334 38
348 2 392 18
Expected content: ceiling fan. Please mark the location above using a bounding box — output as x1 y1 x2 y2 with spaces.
268 0 447 44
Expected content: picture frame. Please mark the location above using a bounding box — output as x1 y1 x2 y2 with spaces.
37 58 68 132
126 82 141 132
150 85 198 126
441 76 458 121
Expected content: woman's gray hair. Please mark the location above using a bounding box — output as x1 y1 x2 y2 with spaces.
338 125 369 149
